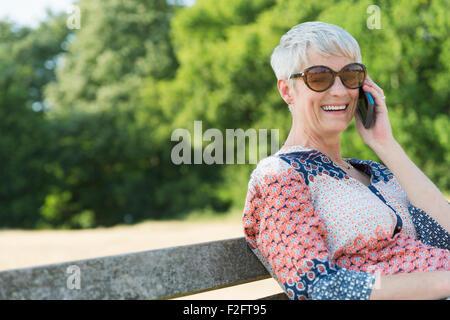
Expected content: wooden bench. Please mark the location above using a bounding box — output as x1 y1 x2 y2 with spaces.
0 237 288 300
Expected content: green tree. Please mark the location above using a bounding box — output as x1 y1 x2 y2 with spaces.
0 14 70 228
40 0 219 228
45 0 179 114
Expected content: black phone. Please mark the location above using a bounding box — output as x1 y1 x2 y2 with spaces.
357 87 375 128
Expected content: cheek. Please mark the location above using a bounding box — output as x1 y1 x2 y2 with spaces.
293 87 315 107
349 90 359 109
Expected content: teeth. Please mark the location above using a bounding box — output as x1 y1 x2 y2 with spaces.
322 105 347 111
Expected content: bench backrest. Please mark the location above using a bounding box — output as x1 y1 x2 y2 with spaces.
0 237 288 300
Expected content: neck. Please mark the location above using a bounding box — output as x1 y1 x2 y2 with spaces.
283 121 345 164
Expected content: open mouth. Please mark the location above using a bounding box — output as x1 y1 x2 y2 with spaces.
321 104 348 112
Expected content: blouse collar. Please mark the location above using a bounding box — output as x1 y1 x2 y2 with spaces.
273 144 392 184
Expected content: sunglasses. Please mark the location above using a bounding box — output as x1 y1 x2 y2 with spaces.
289 63 367 92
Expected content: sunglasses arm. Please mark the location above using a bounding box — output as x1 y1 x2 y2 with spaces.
289 72 304 79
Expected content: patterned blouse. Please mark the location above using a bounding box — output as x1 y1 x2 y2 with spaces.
242 145 450 300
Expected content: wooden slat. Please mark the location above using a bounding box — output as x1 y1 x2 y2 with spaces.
0 237 271 299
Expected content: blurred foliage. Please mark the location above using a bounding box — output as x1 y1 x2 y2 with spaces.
0 14 70 228
0 0 448 229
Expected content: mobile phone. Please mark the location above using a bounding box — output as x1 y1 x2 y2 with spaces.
357 87 375 128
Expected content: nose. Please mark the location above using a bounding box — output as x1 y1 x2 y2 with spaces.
328 76 348 96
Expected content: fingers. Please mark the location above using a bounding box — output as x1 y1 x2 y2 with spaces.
363 84 386 108
365 75 384 97
364 75 386 106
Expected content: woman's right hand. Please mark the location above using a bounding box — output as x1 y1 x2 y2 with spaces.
354 76 395 152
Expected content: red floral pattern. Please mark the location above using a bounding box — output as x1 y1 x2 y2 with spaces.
242 146 450 299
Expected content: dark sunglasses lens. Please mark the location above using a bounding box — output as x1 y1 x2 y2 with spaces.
306 67 333 91
341 64 365 88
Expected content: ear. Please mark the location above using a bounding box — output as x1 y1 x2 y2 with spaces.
277 78 294 105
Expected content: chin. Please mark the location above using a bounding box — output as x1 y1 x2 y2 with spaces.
325 122 351 135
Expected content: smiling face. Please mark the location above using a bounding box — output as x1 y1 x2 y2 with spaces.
281 51 360 140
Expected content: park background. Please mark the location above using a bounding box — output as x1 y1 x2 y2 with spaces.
0 0 449 298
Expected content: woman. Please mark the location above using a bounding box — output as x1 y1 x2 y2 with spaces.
242 21 450 300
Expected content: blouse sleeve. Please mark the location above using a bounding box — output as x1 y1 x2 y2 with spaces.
408 203 450 250
242 158 376 300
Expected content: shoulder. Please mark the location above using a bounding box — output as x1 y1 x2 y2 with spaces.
248 153 308 193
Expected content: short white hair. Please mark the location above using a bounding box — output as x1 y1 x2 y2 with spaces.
270 21 363 112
